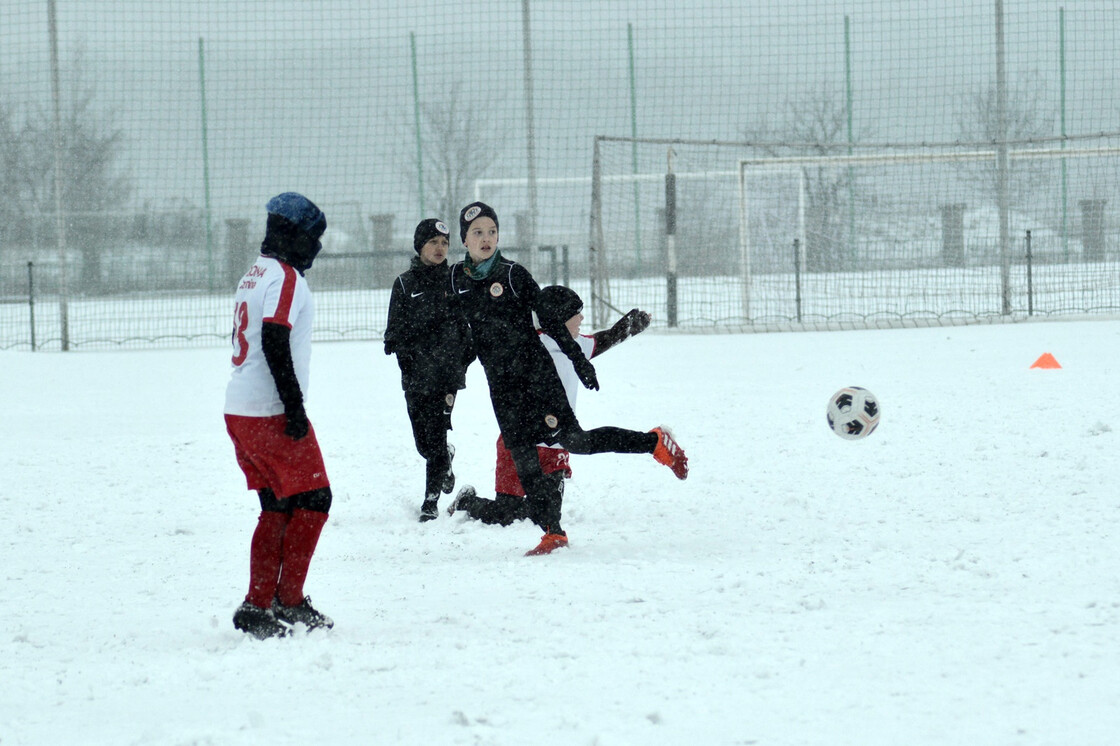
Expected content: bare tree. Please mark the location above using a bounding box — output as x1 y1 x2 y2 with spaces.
397 85 508 227
954 71 1054 208
0 101 26 242
742 82 869 271
4 52 131 292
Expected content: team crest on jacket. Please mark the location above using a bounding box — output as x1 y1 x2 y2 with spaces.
445 393 455 407
489 282 503 297
544 414 558 429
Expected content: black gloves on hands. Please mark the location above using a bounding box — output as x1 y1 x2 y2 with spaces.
592 307 652 357
573 354 599 391
285 404 310 440
620 308 651 336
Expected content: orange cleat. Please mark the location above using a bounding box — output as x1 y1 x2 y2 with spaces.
525 532 569 556
651 426 689 480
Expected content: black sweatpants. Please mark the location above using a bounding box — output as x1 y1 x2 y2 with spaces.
404 389 454 497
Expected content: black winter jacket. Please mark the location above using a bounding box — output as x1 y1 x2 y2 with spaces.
449 256 592 447
384 258 474 394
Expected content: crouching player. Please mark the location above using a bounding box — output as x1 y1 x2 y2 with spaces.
224 192 334 639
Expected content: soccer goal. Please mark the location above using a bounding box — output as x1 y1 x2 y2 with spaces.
737 145 1120 323
591 134 1120 331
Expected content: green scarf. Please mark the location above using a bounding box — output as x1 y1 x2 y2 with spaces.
463 250 502 280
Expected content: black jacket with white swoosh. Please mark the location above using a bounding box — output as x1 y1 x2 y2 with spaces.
384 257 474 394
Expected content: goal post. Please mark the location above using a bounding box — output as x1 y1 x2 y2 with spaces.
738 150 1002 320
593 134 1120 330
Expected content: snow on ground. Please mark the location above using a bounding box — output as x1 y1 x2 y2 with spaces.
4 317 1120 745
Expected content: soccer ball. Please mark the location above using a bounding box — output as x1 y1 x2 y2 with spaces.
826 386 881 440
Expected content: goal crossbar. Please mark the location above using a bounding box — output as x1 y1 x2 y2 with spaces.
739 145 1120 169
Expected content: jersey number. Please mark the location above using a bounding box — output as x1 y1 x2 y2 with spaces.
232 301 250 366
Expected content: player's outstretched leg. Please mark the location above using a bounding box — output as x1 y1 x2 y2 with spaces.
650 426 689 480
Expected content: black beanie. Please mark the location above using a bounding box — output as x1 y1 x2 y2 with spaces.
413 218 450 253
459 201 499 242
537 285 584 328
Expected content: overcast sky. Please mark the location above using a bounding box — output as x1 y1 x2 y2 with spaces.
3 1 1117 243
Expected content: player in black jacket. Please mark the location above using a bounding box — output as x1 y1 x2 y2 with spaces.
384 218 475 521
449 202 689 555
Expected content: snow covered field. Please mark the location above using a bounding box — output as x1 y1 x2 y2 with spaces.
4 317 1120 744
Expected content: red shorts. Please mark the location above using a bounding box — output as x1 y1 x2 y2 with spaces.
494 434 572 497
225 414 330 499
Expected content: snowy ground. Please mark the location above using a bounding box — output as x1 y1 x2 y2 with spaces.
4 317 1120 745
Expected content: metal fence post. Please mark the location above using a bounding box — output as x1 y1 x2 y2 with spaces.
665 152 678 328
793 238 802 323
1026 230 1034 316
27 261 36 351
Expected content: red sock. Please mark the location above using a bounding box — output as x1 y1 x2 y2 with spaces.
276 509 328 607
246 511 290 608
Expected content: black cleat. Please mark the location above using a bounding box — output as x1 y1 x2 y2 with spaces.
419 497 439 522
446 485 476 516
233 601 290 640
272 596 333 631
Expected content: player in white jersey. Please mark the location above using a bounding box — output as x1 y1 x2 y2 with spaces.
224 192 334 639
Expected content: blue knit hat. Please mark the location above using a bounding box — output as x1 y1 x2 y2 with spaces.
266 192 327 239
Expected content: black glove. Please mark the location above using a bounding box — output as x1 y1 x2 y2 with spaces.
592 308 652 357
572 355 599 391
284 404 309 440
623 308 651 335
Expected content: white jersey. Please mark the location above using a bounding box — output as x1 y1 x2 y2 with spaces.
224 255 314 417
539 332 595 447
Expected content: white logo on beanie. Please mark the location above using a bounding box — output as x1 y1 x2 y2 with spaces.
435 220 449 234
464 205 482 222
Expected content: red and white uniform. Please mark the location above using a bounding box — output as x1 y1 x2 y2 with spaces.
494 332 595 495
224 255 327 499
225 256 314 416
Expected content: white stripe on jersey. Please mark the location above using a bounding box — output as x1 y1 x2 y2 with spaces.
224 256 314 416
538 332 595 447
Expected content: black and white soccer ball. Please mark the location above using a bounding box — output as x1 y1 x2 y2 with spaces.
826 386 881 440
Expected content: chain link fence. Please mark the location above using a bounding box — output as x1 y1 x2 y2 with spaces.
3 1 1120 349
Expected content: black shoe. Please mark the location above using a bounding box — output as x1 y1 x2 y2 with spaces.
272 596 334 630
233 601 290 640
441 444 456 494
446 484 476 516
419 496 439 522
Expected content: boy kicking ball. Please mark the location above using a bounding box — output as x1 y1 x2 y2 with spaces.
448 284 688 554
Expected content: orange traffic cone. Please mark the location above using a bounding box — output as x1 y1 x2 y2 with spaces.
1030 352 1061 369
